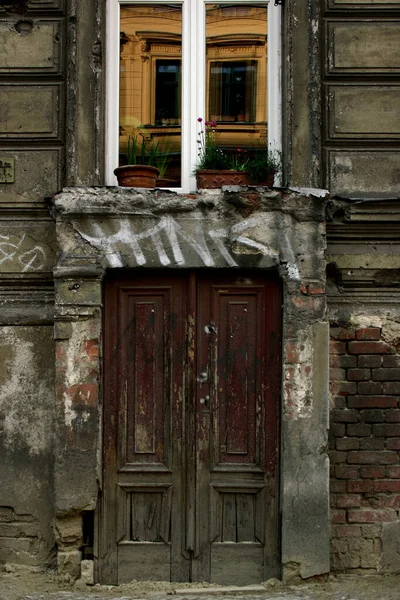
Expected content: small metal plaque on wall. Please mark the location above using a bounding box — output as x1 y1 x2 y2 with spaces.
0 159 15 183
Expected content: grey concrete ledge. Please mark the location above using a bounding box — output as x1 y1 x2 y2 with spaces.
51 186 327 223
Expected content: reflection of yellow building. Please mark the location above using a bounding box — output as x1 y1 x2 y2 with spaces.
119 5 268 181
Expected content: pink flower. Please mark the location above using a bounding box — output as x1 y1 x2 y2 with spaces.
197 117 203 122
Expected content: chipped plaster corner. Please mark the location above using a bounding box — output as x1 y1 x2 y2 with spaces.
289 187 330 199
346 313 400 347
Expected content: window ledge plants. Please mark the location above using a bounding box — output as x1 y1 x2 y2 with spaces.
114 133 160 188
195 118 281 189
246 147 281 186
195 118 249 189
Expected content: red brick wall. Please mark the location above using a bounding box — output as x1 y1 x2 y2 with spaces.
329 326 400 571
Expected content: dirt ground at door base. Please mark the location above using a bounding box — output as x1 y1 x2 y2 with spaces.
1 567 400 600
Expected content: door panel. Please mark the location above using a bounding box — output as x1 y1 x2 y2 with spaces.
194 275 281 584
102 275 188 583
100 271 281 584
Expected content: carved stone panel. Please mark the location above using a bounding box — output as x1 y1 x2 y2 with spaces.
0 150 62 205
0 21 62 74
327 22 400 74
0 85 62 140
27 0 64 9
328 0 400 8
327 151 400 196
327 86 400 139
0 222 55 274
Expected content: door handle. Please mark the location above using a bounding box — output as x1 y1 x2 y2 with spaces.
197 371 208 383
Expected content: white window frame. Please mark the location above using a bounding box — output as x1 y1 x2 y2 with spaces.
105 0 282 193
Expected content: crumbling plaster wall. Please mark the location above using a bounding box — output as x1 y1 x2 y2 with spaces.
51 186 330 581
0 217 56 569
0 326 55 566
0 0 102 572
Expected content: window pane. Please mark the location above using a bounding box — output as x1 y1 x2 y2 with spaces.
206 5 268 153
120 5 182 186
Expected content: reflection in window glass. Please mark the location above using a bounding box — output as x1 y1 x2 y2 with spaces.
209 61 256 123
206 4 268 153
155 60 181 125
119 5 182 186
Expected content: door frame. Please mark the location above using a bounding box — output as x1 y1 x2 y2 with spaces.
51 188 330 583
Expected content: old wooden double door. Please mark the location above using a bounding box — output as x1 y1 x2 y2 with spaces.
100 271 281 584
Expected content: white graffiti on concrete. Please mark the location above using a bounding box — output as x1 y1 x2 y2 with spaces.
77 214 300 280
0 234 47 272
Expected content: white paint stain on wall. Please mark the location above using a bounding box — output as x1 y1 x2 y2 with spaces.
74 213 301 280
62 321 95 428
0 234 47 271
0 327 53 455
285 328 314 419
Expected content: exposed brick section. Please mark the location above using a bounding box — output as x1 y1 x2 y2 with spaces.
358 355 382 368
373 368 400 381
329 325 400 573
359 438 385 451
357 381 381 394
347 451 398 465
348 479 373 493
359 466 385 479
331 355 357 368
383 382 400 394
348 368 370 381
348 509 396 523
346 423 371 437
387 439 400 450
348 396 398 409
355 328 381 341
331 381 357 396
374 480 400 493
385 410 400 423
331 327 356 341
383 355 400 368
336 438 359 451
386 466 400 478
330 340 347 354
348 341 395 355
373 423 400 437
331 409 358 423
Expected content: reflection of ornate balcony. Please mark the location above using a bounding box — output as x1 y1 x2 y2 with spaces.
205 122 268 150
206 34 267 48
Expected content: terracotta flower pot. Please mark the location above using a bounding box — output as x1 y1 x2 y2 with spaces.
114 165 160 188
196 170 248 189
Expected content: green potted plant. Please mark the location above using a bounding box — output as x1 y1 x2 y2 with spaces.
195 118 249 189
114 133 160 188
246 147 281 187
